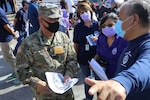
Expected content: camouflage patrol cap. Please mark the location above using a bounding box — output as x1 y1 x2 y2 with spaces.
38 4 62 18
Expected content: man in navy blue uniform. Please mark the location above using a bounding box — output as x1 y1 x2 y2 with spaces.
0 7 18 83
85 0 150 100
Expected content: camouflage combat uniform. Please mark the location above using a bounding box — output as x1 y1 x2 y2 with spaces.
16 29 78 100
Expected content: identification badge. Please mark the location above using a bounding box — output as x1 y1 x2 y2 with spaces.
85 44 89 51
54 46 64 54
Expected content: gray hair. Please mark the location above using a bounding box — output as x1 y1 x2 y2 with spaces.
121 0 150 27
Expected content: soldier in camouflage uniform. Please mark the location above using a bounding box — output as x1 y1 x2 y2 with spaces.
16 4 78 100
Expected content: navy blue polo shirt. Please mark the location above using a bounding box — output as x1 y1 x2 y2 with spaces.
0 7 13 42
73 20 99 65
14 8 27 32
112 33 150 100
96 34 128 78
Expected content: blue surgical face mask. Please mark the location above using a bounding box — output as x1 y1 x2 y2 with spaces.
104 2 111 8
115 20 125 38
115 16 133 38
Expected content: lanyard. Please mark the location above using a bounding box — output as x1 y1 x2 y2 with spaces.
50 32 56 46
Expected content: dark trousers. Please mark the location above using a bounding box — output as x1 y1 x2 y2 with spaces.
13 31 27 56
8 0 15 12
79 64 93 100
1 0 7 12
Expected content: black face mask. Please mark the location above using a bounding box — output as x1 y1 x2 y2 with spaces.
46 21 59 33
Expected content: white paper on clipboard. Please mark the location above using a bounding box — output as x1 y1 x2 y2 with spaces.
89 58 108 80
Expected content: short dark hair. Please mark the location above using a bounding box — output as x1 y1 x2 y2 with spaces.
122 0 150 27
22 0 29 7
100 12 119 26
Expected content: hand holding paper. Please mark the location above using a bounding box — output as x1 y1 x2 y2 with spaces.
86 34 97 46
45 72 78 94
89 58 108 80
